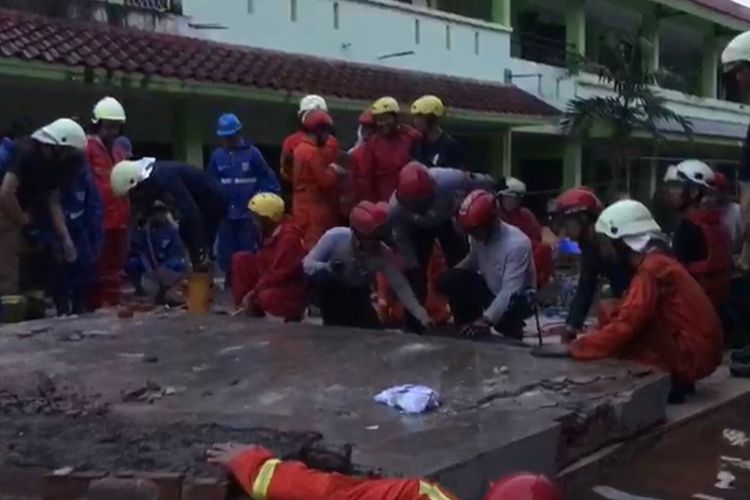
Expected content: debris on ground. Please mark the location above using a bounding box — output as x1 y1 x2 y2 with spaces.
374 385 439 414
121 381 186 403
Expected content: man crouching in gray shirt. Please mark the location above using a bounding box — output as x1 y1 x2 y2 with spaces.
437 189 536 339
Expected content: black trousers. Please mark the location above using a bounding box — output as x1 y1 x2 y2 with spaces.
437 268 532 338
309 270 382 330
406 221 468 300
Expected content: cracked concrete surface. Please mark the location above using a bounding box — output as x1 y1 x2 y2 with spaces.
0 311 671 499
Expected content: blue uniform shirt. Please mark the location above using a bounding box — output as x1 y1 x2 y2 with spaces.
207 140 280 220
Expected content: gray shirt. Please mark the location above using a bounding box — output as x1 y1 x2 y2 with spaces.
390 168 495 267
303 227 431 326
457 222 535 323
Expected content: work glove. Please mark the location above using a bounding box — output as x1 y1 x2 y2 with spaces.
461 317 493 338
531 344 571 358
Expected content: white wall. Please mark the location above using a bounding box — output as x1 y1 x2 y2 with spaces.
181 0 512 81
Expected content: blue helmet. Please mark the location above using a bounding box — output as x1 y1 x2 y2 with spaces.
216 113 242 137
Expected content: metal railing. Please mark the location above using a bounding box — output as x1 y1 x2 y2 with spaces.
511 32 569 68
123 0 179 13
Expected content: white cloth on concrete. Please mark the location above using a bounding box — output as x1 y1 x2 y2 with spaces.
374 384 439 414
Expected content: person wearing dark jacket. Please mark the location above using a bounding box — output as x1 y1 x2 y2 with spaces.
409 95 464 169
0 119 87 297
111 158 226 267
550 188 631 342
663 160 732 308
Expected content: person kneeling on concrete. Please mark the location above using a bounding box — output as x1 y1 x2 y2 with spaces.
438 190 536 340
303 201 432 331
126 201 188 305
231 193 308 321
533 200 724 404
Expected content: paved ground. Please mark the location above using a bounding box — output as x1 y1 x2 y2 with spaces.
0 309 670 499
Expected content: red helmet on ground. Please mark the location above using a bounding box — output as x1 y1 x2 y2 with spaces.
484 473 562 500
714 172 729 194
350 201 389 238
457 190 498 231
396 162 434 202
302 109 334 131
359 109 375 127
554 187 603 216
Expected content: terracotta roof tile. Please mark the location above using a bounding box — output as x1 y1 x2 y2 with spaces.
691 0 750 24
0 9 558 117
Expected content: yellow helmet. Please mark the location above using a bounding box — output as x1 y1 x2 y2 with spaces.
249 192 285 222
372 97 400 116
410 95 445 117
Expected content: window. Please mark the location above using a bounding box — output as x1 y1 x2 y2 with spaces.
415 19 421 44
290 0 298 22
333 2 340 29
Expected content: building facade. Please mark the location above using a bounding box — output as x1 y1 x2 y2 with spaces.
0 0 748 210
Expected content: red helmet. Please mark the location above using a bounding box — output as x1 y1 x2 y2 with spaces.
396 162 434 202
457 190 498 231
350 201 389 238
302 109 334 131
484 473 562 500
359 109 375 127
714 172 729 193
554 187 602 216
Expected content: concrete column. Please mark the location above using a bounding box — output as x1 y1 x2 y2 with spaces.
565 0 586 60
172 99 204 167
489 129 513 179
563 142 582 189
491 0 512 27
641 10 660 75
701 30 718 99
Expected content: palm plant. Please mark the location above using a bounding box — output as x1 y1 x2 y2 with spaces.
561 34 693 191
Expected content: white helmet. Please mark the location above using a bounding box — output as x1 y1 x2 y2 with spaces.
674 159 715 188
663 165 680 183
501 177 527 197
722 31 750 70
110 157 155 197
298 95 327 115
595 200 661 240
31 118 86 150
92 96 126 123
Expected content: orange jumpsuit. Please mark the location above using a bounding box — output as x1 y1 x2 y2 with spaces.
292 136 341 250
502 208 553 288
228 447 456 500
231 219 308 320
281 131 339 183
569 251 723 385
358 126 421 202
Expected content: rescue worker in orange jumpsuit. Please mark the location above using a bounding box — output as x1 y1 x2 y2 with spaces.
231 193 308 322
663 160 732 308
533 200 724 404
86 96 129 308
499 177 553 288
280 95 339 185
348 109 377 206
358 97 421 202
548 188 632 343
409 95 464 169
208 443 560 500
292 109 344 250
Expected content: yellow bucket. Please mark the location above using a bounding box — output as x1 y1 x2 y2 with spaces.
0 295 26 324
187 272 213 314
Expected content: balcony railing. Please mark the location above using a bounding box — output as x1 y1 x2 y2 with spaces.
511 32 568 68
123 0 181 13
